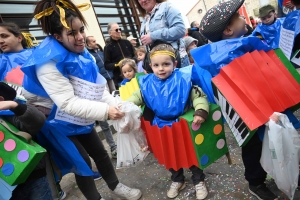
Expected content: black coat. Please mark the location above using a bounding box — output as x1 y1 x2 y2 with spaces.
188 29 208 47
104 38 136 84
88 49 113 80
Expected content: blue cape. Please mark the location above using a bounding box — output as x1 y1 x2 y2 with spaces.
252 18 285 49
190 37 271 77
139 67 193 128
22 36 103 176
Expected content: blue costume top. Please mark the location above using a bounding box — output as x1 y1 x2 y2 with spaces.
138 67 192 128
190 37 271 77
0 49 33 115
252 18 285 49
121 78 131 85
22 36 105 176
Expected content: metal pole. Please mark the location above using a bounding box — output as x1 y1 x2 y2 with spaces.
202 0 208 12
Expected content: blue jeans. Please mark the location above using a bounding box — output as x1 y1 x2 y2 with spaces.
10 176 53 200
180 55 191 68
98 120 117 151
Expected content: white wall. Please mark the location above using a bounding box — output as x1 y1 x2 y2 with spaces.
73 0 105 47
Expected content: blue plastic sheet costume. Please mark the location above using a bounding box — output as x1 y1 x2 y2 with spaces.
251 18 285 49
21 36 104 176
138 66 193 128
190 37 271 77
0 49 33 115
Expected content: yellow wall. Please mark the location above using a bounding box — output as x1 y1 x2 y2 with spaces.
73 0 105 47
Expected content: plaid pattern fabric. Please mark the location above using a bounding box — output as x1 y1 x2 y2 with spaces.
200 0 245 42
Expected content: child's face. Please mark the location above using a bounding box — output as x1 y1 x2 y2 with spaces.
150 54 176 80
225 12 248 38
187 41 197 52
137 51 146 62
122 64 135 80
260 11 276 25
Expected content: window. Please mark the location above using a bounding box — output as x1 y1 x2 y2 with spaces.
92 0 141 42
0 0 46 42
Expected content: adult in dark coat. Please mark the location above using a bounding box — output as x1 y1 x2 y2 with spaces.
188 21 208 47
104 22 136 88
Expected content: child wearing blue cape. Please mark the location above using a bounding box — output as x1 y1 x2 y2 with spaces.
127 44 209 200
252 4 285 49
194 0 279 199
21 0 142 200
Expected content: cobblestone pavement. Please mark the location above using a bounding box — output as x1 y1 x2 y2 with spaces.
60 111 300 200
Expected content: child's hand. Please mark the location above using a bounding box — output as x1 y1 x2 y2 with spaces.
0 101 18 111
193 115 205 125
269 113 279 123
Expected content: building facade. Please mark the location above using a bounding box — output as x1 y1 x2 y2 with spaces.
186 0 278 26
0 0 142 47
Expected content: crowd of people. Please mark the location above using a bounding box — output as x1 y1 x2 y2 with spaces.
0 0 299 200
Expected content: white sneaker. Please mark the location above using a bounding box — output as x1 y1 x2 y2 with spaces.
195 182 208 200
167 182 186 199
113 183 142 200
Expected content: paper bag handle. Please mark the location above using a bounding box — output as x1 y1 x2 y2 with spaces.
0 118 32 142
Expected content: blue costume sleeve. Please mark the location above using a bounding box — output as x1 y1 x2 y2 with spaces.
190 37 272 77
251 18 285 49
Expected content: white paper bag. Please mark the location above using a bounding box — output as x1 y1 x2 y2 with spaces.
260 113 300 199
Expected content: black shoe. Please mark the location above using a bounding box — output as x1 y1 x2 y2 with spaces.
248 184 278 200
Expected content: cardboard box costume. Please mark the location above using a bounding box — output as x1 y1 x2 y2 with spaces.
212 49 300 147
0 118 46 185
120 66 229 170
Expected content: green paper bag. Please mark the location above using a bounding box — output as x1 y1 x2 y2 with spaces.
0 118 46 186
180 104 229 169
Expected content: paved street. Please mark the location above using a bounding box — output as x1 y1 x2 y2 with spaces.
60 112 300 200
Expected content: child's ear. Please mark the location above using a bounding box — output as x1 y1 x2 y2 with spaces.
54 33 63 42
173 60 178 68
223 26 233 37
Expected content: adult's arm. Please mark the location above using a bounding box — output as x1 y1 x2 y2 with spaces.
36 61 118 121
150 4 186 42
104 45 117 71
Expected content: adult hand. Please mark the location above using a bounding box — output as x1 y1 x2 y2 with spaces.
0 101 18 110
141 34 153 46
108 106 125 120
193 115 205 126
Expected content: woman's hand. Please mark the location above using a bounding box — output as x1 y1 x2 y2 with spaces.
141 34 153 46
108 106 125 120
0 101 18 111
193 115 205 125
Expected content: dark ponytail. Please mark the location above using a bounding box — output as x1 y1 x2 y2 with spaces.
0 22 27 48
34 0 87 35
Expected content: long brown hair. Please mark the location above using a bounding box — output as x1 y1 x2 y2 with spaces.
34 0 87 35
133 0 167 17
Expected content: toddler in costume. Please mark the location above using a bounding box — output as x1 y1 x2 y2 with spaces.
119 58 137 85
252 4 285 48
127 44 209 200
136 46 146 73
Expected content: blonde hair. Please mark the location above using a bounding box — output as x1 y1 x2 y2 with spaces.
119 58 137 77
136 46 146 55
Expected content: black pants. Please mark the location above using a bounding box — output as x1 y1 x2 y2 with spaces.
241 132 267 186
68 128 119 200
169 165 205 185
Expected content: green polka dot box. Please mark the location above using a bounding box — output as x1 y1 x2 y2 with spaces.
0 118 46 186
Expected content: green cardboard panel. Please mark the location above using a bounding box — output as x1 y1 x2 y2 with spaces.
0 119 46 186
180 104 229 169
274 48 300 84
